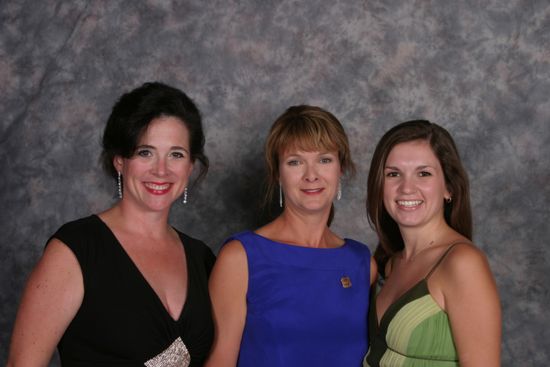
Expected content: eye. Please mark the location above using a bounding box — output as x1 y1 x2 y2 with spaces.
320 157 333 164
419 171 432 177
170 151 185 159
136 149 152 157
385 171 399 177
287 159 300 166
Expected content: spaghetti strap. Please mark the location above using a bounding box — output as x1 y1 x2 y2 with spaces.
425 241 471 280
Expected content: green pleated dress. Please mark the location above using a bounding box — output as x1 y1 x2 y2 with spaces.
364 245 461 367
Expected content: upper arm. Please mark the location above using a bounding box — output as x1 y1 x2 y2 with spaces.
203 243 217 276
441 245 501 367
370 256 378 286
7 238 84 367
205 240 248 367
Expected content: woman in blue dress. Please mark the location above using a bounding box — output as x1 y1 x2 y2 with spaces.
206 105 377 367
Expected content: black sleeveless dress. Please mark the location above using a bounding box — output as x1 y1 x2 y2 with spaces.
51 215 215 366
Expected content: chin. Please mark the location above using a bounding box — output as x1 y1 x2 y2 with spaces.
302 203 332 213
144 200 175 212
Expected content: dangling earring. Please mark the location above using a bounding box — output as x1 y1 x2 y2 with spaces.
445 196 452 204
182 187 188 204
279 183 283 208
337 180 342 201
117 171 123 199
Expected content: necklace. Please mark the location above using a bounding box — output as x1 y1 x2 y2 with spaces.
402 240 435 262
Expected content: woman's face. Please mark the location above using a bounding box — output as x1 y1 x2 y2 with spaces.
382 139 450 231
114 116 194 213
278 148 341 215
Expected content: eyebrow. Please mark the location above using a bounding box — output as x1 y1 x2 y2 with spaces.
384 165 434 170
284 150 336 157
136 144 190 153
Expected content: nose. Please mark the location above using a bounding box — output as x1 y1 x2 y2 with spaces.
303 163 318 182
152 157 168 176
398 175 416 194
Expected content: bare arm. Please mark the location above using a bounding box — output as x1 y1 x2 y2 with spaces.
204 240 248 367
441 244 501 367
370 256 378 286
7 239 84 367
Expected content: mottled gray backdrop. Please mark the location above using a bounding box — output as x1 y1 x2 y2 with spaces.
1 1 549 365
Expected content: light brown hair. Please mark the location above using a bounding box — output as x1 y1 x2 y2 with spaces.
264 105 355 217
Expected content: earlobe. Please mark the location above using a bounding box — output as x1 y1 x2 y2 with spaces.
444 188 453 203
445 185 452 199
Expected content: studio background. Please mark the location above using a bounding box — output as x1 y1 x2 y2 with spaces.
1 1 549 365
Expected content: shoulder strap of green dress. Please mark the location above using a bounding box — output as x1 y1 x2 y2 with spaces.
425 241 472 280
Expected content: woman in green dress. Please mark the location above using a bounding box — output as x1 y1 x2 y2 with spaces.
364 120 501 367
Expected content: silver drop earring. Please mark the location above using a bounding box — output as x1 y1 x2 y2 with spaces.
279 184 283 208
182 187 188 204
337 180 342 201
117 171 123 199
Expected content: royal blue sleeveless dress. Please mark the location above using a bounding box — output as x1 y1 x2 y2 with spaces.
226 231 371 367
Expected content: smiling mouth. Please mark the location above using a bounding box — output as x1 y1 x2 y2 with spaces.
144 182 172 194
145 183 170 190
397 200 423 207
302 188 323 194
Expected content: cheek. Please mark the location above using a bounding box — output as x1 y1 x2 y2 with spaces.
278 166 299 184
124 161 146 175
382 181 393 196
175 162 194 177
279 173 295 189
382 192 393 208
319 165 341 181
426 180 448 197
382 183 396 208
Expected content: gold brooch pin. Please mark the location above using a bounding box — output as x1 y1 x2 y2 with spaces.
340 276 352 288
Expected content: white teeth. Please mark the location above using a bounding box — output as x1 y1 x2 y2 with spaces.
397 200 423 207
145 183 170 190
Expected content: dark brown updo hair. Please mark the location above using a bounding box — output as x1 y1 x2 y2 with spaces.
101 82 208 184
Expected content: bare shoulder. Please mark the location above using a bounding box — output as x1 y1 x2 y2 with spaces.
436 242 499 305
217 239 247 262
8 238 83 365
36 237 82 277
25 237 83 305
440 242 493 280
210 239 248 285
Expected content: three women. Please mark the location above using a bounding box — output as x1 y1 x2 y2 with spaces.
9 90 500 367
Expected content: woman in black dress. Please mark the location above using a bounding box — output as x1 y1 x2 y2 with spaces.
8 82 215 366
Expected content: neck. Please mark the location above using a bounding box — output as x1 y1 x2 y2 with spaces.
100 201 172 239
270 207 336 248
399 218 453 258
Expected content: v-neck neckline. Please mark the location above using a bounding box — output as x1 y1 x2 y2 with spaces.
373 240 462 330
93 214 189 323
375 241 466 328
375 278 429 328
